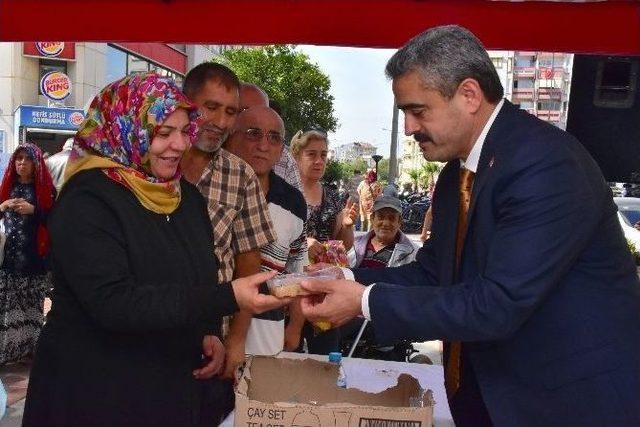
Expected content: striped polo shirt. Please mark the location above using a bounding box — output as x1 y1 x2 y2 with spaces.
245 171 308 356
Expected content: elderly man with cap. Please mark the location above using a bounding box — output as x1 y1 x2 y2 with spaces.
347 185 418 269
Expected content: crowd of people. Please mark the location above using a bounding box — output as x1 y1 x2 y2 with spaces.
0 23 637 427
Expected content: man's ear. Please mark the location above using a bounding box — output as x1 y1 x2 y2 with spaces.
456 78 483 114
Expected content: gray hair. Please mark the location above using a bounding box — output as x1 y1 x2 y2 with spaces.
386 25 503 103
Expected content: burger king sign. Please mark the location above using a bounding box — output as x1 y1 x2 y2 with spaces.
40 71 72 101
36 42 65 57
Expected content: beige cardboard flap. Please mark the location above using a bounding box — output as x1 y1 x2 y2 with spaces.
244 356 426 408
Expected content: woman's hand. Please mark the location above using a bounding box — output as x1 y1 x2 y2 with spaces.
0 199 16 212
231 271 291 314
307 237 324 261
12 199 35 215
193 335 225 380
341 199 358 228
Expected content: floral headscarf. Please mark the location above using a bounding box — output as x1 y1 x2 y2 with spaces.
64 72 199 214
0 143 56 258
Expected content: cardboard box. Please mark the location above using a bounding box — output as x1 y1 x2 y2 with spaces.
235 355 434 427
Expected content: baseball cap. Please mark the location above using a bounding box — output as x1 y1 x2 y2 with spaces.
373 185 403 214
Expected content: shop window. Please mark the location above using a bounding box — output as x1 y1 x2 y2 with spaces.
107 45 184 86
128 55 150 74
39 59 67 96
106 45 127 84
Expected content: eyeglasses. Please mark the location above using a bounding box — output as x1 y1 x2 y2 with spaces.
242 128 284 145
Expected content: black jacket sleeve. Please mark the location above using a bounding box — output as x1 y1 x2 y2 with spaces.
50 188 238 334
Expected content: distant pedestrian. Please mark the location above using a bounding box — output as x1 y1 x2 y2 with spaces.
0 143 55 365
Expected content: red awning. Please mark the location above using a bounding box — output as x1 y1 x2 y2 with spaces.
1 0 639 54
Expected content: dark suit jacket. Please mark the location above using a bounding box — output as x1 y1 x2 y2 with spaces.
355 101 640 427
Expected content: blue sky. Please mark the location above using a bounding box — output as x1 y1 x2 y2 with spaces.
297 45 401 158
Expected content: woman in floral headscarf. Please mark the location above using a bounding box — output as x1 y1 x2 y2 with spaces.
23 73 286 427
0 143 55 365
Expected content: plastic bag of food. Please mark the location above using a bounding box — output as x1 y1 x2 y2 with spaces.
266 267 343 298
311 240 348 267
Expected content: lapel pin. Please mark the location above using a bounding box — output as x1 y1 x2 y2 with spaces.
488 157 495 168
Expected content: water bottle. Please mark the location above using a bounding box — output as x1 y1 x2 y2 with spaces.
328 352 347 388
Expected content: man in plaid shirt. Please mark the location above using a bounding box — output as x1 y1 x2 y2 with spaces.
181 63 276 391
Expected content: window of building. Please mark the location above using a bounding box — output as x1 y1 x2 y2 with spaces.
106 44 184 85
106 45 127 84
492 57 503 69
537 101 561 110
38 59 68 96
538 57 555 67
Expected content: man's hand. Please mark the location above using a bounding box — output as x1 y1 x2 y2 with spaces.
222 333 246 380
193 335 225 380
231 271 291 314
299 279 365 327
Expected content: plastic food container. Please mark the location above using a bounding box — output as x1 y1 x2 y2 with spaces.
266 267 343 298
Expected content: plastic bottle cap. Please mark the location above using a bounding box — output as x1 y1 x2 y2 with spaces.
328 352 343 363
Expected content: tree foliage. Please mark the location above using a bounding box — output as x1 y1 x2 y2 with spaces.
217 45 338 139
377 158 390 184
322 159 346 185
419 161 444 189
341 159 369 179
407 168 422 192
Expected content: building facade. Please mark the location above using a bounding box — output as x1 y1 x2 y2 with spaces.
332 141 377 164
0 42 219 156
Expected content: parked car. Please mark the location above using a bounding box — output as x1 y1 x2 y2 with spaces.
614 197 640 249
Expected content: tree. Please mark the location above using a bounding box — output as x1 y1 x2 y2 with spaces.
407 168 422 192
217 45 338 139
322 159 346 185
341 159 369 179
420 161 444 189
377 158 390 184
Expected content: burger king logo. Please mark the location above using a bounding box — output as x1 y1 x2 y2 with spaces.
40 71 72 101
69 111 85 127
36 42 65 57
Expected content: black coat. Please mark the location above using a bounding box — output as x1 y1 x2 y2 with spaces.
23 169 238 427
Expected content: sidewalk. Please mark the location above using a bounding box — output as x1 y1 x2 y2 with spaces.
0 299 50 426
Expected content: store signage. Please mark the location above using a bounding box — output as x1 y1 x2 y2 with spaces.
16 105 85 131
23 42 75 60
40 71 72 101
36 42 65 57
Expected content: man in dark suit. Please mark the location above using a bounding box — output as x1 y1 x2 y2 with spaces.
300 25 640 427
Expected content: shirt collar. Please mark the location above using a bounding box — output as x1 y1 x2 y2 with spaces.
460 98 505 173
